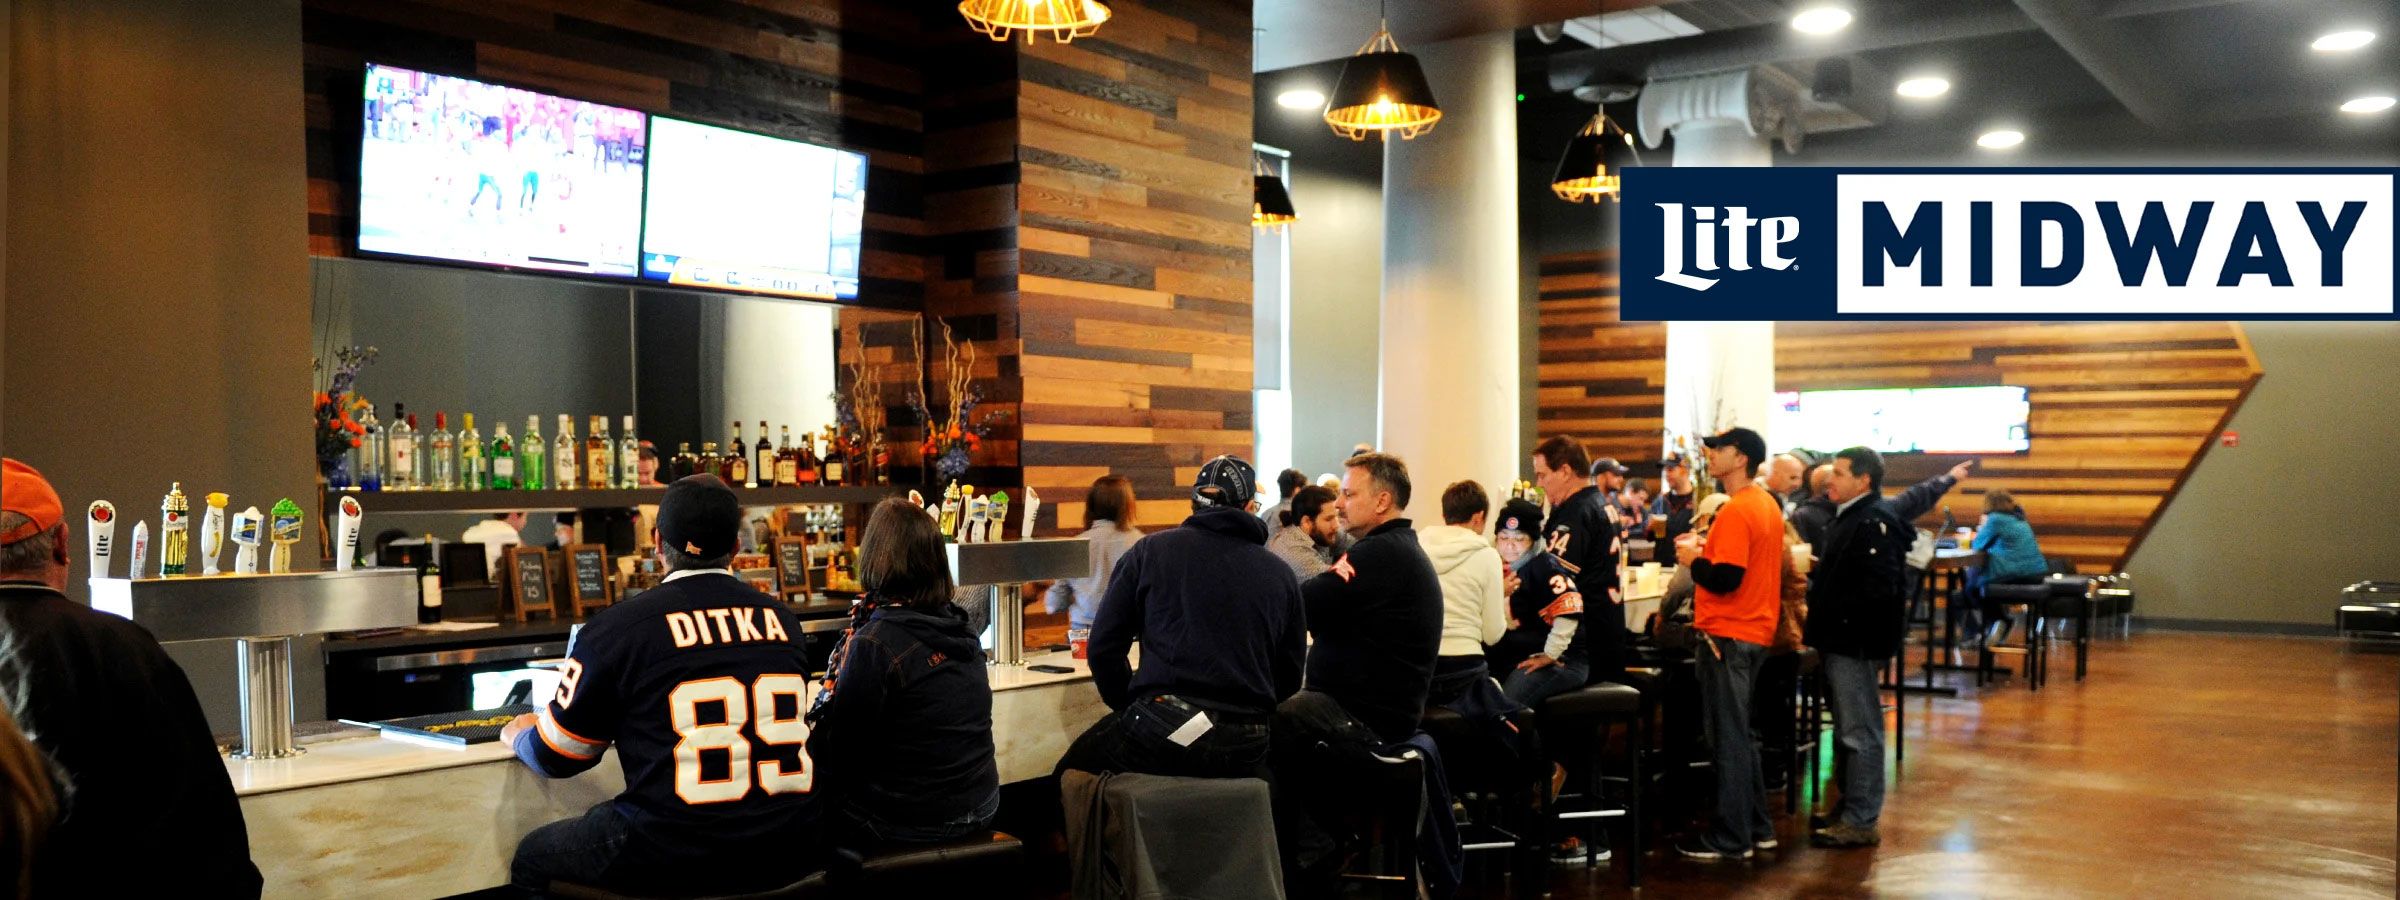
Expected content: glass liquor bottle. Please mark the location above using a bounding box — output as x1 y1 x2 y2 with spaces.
754 421 775 487
459 413 486 491
490 422 517 490
700 442 723 481
796 432 820 485
673 442 698 482
729 422 753 488
618 416 640 488
521 416 547 490
821 427 847 486
776 426 799 487
430 412 457 490
387 404 417 491
587 415 613 490
358 406 385 492
553 415 579 490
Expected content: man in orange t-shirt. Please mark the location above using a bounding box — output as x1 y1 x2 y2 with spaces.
1671 426 1786 861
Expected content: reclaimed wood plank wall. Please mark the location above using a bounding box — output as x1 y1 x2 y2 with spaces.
1537 251 2261 573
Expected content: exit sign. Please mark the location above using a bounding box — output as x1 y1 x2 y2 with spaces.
2221 431 2240 448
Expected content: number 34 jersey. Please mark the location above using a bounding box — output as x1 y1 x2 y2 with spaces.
516 571 819 862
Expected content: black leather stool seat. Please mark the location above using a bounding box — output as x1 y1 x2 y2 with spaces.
1539 682 1643 719
1983 582 2051 604
547 831 1024 900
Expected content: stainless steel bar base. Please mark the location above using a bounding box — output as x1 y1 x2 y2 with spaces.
233 636 302 760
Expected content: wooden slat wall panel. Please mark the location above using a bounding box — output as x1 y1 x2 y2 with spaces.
1534 251 2263 574
1014 0 1253 535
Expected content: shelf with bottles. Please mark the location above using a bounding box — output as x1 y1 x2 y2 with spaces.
325 484 909 515
331 405 893 495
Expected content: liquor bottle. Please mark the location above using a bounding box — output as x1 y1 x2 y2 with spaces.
388 404 417 490
419 535 444 624
796 432 821 485
430 412 457 491
700 442 723 481
490 422 517 490
673 442 698 482
587 415 612 490
522 416 547 490
459 413 486 491
872 435 889 485
776 426 799 487
553 415 579 490
618 416 640 488
358 406 385 492
754 421 775 487
729 422 753 488
822 427 847 486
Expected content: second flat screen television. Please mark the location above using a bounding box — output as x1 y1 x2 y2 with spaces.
641 117 868 301
1772 386 2032 454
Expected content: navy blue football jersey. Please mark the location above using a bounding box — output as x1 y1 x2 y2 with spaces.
516 572 818 865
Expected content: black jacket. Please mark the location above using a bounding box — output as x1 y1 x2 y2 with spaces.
1801 497 1914 658
809 603 1000 832
1301 519 1443 742
1546 486 1628 679
0 581 262 899
1793 473 1957 549
1089 506 1308 713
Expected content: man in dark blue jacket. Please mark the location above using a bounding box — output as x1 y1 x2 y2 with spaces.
1801 447 1922 849
1059 456 1308 780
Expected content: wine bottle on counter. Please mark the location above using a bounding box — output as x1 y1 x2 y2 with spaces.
618 416 640 488
419 536 444 624
459 413 486 492
553 415 579 490
490 422 518 490
522 416 548 490
587 416 613 490
755 421 776 487
730 423 753 488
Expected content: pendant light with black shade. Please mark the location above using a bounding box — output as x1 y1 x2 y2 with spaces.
1252 30 1299 231
1551 110 1642 202
1323 0 1442 140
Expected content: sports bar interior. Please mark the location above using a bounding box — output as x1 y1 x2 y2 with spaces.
0 0 2396 898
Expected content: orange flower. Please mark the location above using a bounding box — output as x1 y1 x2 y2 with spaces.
314 392 331 407
347 422 365 435
947 425 963 439
349 438 363 448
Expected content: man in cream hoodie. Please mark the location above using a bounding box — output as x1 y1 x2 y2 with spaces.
1421 480 1510 705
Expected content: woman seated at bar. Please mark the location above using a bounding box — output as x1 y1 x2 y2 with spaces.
1046 475 1143 654
807 498 1000 847
1970 489 2049 642
1483 498 1550 674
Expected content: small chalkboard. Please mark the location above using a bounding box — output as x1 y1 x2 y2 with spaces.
773 536 810 598
567 544 612 615
505 546 557 622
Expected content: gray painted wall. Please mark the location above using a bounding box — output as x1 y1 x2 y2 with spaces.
2126 322 2400 627
1284 159 1384 479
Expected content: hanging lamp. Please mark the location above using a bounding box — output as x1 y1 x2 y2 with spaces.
1253 156 1298 230
1323 5 1441 141
1551 111 1642 202
959 0 1110 44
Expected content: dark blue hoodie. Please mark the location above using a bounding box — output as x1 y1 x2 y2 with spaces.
1087 505 1309 713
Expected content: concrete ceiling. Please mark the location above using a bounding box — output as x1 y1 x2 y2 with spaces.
1254 0 1671 71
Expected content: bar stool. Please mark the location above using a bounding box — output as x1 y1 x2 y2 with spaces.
545 832 1026 900
1537 682 1646 888
1980 581 2050 690
1786 648 1828 815
1420 705 1544 894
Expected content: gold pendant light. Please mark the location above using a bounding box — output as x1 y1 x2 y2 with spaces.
1253 155 1297 231
959 0 1111 44
1551 111 1641 203
1323 8 1441 141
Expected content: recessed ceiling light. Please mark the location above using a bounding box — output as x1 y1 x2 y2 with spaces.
1976 129 2026 149
2311 30 2376 53
1895 76 1951 99
1790 5 1853 34
1276 88 1326 110
2339 95 2396 114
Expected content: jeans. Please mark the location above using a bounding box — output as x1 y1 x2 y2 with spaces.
1820 652 1887 829
1057 695 1273 780
1694 634 1773 853
512 802 631 892
1500 654 1591 708
843 790 1000 848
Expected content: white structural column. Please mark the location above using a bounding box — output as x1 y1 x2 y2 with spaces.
1379 32 1521 521
1641 71 1780 448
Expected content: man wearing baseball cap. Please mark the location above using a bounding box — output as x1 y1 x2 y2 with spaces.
1060 455 1308 780
0 459 261 897
500 474 820 895
1671 428 1788 861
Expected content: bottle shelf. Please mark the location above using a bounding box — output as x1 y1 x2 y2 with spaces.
329 484 911 515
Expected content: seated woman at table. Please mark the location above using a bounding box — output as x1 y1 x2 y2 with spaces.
807 499 1000 847
1484 499 1550 675
1969 490 2049 642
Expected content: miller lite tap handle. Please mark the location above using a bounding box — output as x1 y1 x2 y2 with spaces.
335 495 364 572
231 507 262 575
199 492 229 576
86 501 118 579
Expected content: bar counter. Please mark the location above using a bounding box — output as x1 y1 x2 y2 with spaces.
234 650 1107 898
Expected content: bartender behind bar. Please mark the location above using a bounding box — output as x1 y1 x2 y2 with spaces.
0 459 261 898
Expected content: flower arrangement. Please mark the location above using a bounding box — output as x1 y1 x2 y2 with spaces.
313 346 378 486
908 320 1006 484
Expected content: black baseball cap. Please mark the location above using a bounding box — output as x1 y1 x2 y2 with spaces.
1659 456 1689 469
659 473 741 558
1193 455 1257 508
1496 499 1544 537
1590 457 1630 477
1702 427 1769 469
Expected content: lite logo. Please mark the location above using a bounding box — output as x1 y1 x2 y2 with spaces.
1654 203 1801 291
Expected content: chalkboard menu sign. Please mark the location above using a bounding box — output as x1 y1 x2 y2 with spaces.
567 544 612 615
505 546 556 622
773 536 810 598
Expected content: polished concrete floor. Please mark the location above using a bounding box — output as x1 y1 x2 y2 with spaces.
1476 632 2399 899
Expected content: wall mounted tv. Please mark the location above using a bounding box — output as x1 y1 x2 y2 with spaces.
639 116 869 301
357 63 648 277
1771 386 2032 455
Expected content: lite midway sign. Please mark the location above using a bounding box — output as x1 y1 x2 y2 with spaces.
1618 168 2398 320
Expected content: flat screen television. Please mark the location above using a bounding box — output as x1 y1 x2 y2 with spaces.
357 63 648 277
639 116 868 301
1771 386 2032 454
